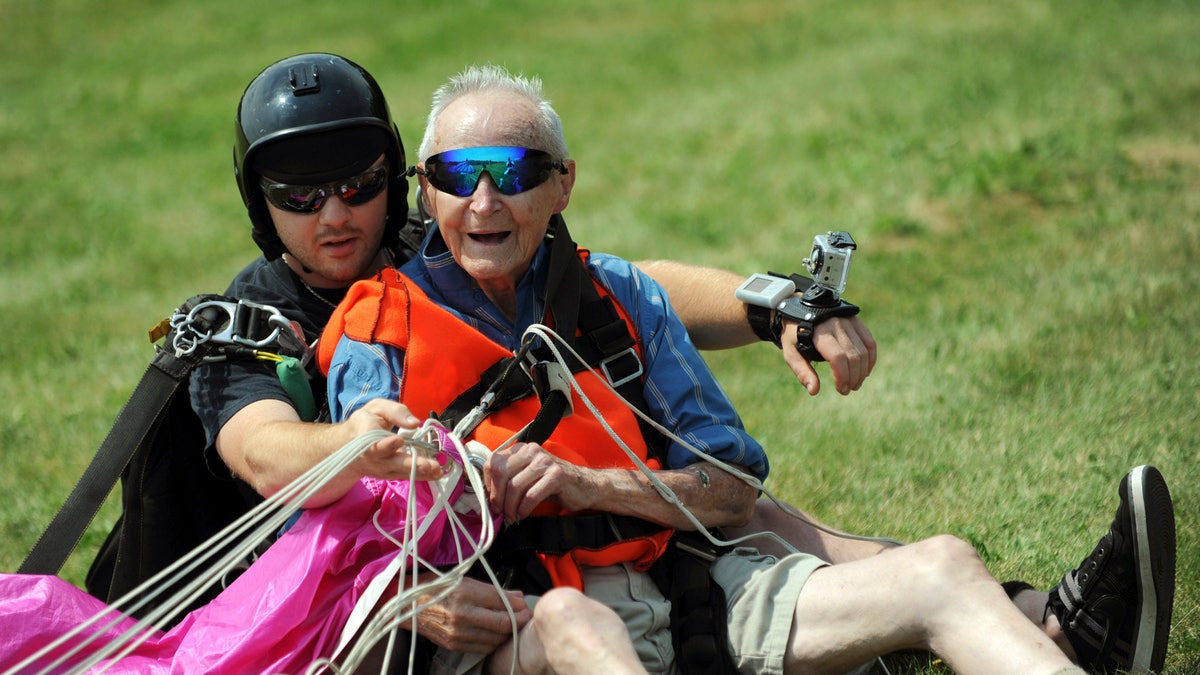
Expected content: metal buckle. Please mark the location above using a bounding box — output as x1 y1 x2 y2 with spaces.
599 347 643 388
171 299 307 358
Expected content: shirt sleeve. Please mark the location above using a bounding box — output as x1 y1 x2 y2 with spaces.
326 337 405 423
588 254 769 482
189 360 294 447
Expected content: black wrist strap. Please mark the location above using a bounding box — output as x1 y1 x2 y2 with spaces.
774 290 861 361
745 304 775 343
743 271 816 345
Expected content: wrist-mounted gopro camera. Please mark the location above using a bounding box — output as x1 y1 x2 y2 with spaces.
736 231 860 360
804 230 856 297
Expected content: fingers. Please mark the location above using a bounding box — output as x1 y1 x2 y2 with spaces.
780 322 822 395
486 446 530 523
345 399 443 481
485 444 578 523
356 397 421 432
355 434 446 481
411 578 531 653
812 317 877 395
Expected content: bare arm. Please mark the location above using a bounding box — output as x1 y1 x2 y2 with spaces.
484 442 757 530
635 259 878 395
634 260 753 349
215 397 442 508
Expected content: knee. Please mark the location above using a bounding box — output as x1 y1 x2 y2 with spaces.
533 587 633 657
532 587 594 642
906 534 991 590
534 587 586 621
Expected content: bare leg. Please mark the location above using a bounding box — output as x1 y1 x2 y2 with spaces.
487 587 648 675
1008 587 1078 661
785 535 1082 675
724 497 897 562
731 500 1087 665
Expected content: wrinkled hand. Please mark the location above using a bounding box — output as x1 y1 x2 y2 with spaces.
781 316 877 396
406 577 531 653
485 442 596 523
343 398 445 481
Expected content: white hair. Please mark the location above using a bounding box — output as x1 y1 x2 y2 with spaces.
417 64 569 161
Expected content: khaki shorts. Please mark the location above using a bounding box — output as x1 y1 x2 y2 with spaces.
431 548 827 675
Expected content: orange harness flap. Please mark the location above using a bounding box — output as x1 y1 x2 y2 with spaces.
536 529 673 591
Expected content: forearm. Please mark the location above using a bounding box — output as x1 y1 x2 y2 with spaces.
634 260 756 350
583 463 757 530
217 399 362 507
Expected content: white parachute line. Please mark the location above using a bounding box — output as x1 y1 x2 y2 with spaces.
327 434 437 664
520 324 782 550
325 422 513 675
333 427 524 675
329 421 464 665
521 324 902 555
520 321 753 540
85 430 394 673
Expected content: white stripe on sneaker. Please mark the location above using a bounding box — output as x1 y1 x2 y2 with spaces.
1129 465 1157 673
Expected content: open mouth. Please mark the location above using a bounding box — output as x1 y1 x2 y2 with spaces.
469 232 511 244
321 237 358 255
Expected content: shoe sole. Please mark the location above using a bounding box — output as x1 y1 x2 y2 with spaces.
1127 464 1176 673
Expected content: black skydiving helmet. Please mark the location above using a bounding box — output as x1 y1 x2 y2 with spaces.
233 52 409 260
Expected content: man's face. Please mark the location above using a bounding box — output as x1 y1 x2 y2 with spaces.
420 92 575 295
263 155 389 288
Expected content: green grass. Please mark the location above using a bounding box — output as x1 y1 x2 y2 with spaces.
2 0 1197 670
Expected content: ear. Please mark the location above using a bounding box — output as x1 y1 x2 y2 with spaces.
417 174 436 218
553 159 577 213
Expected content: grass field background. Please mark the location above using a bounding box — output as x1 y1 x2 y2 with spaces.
2 0 1197 670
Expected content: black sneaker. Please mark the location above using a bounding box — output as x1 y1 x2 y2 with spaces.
1047 465 1176 673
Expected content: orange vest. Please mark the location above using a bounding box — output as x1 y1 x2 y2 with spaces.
318 261 672 589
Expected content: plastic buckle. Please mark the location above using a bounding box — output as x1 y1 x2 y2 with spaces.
599 347 643 388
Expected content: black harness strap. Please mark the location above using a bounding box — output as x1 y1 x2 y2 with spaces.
498 513 665 555
537 218 735 674
18 350 198 576
534 216 663 460
433 357 534 432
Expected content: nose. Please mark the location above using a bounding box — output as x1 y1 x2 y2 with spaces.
317 191 354 227
469 172 503 214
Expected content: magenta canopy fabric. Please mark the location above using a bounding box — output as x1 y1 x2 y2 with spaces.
1 435 493 674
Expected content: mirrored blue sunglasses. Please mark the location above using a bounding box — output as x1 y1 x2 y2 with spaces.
409 146 567 197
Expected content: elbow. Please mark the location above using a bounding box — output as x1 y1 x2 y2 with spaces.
241 456 284 500
724 488 757 528
712 478 758 529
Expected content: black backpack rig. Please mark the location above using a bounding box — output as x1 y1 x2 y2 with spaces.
18 295 312 619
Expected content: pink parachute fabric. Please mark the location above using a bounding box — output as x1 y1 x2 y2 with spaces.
0 432 496 674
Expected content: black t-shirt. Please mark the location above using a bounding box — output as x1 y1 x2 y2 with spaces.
188 256 346 448
189 209 427 457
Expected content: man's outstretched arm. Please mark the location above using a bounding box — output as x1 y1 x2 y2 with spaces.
634 260 877 395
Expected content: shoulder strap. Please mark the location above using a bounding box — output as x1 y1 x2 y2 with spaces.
542 217 661 461
18 349 197 575
18 294 307 576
